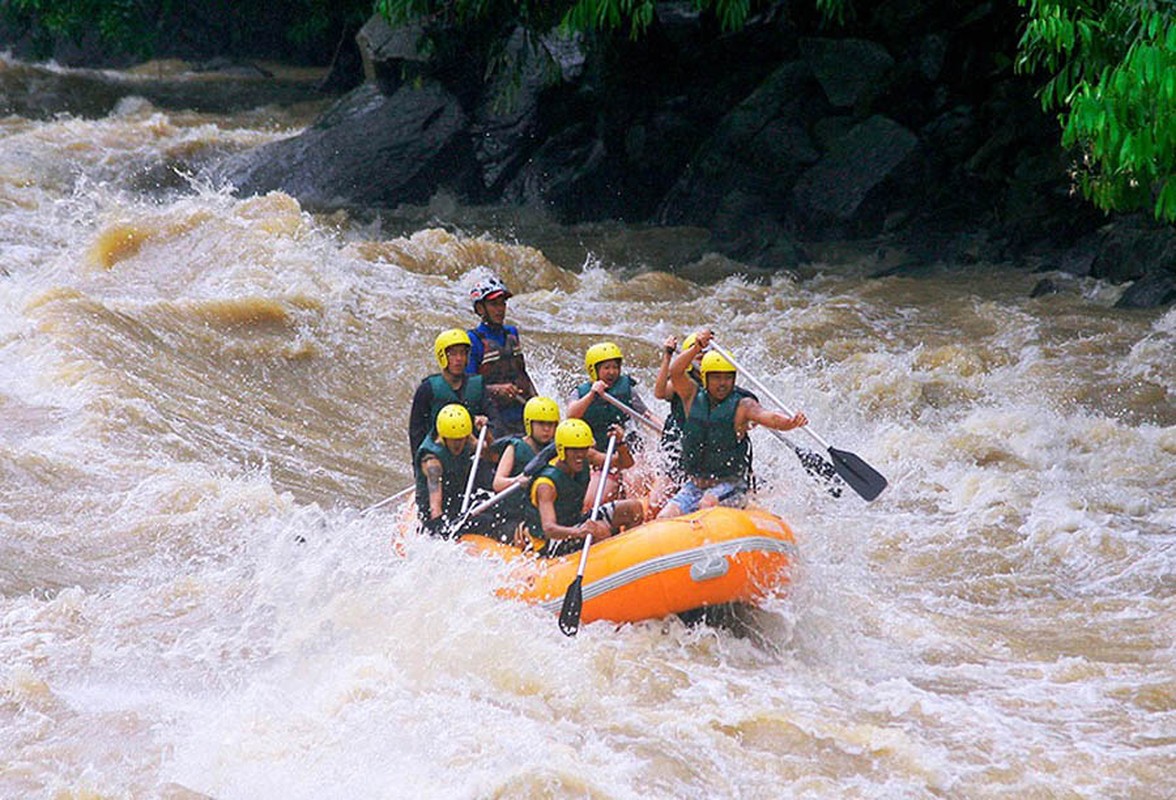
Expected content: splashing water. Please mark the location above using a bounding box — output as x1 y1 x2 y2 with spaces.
1 59 1173 799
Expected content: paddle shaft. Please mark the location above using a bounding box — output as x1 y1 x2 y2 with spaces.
464 441 557 518
560 433 617 636
596 390 664 435
460 424 489 516
575 432 617 573
710 341 887 501
362 484 414 514
708 343 831 450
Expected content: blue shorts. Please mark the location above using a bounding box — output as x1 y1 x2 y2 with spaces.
669 478 748 515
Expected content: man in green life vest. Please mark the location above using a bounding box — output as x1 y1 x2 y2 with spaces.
414 404 496 538
528 418 646 557
408 328 492 458
658 329 808 519
490 395 561 544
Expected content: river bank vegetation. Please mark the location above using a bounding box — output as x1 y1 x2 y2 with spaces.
5 0 1173 226
3 1 1173 306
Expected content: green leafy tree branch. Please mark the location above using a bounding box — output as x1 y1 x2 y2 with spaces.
1017 0 1176 222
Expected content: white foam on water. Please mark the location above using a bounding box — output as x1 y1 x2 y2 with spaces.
1 61 1173 800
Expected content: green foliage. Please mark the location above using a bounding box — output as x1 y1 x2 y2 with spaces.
6 0 158 58
815 0 850 26
288 0 369 46
1017 1 1176 222
375 0 779 41
2 0 375 62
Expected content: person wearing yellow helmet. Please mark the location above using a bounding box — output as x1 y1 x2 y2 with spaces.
414 404 496 537
488 396 561 543
408 328 492 458
467 274 537 436
567 340 657 451
658 328 809 519
528 419 645 556
567 340 660 506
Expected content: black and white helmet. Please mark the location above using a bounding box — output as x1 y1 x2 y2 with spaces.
469 275 512 312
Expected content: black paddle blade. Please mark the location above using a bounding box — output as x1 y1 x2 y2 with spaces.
829 447 888 501
558 576 584 637
794 446 844 498
523 442 557 477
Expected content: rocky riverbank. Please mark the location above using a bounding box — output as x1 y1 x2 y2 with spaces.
6 3 1173 307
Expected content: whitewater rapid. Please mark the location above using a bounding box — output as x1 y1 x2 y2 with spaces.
1 57 1173 799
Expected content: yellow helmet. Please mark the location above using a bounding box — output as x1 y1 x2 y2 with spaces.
699 351 736 386
681 333 698 352
434 328 471 370
523 396 560 438
584 341 623 382
435 403 472 440
554 418 594 460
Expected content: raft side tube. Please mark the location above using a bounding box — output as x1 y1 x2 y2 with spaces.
461 506 797 625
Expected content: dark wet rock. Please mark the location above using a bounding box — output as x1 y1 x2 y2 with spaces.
1090 217 1176 284
193 58 274 78
1047 231 1102 277
213 82 475 209
501 123 607 217
356 13 432 95
0 66 125 118
317 29 365 95
1030 278 1059 298
792 115 920 236
658 62 820 231
1116 271 1176 309
472 29 582 193
917 33 949 81
799 37 895 108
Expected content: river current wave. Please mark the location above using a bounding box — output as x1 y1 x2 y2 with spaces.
1 59 1173 799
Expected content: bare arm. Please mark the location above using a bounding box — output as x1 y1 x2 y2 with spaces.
736 397 808 436
653 336 677 400
567 382 606 419
534 481 607 541
421 456 445 519
492 444 517 492
667 345 700 416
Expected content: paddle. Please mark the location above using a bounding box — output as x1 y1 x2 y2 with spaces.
597 390 665 435
602 367 843 498
460 423 489 516
761 428 845 498
461 442 557 519
558 432 617 637
709 343 888 502
361 484 414 515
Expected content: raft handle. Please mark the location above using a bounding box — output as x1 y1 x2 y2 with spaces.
690 556 730 582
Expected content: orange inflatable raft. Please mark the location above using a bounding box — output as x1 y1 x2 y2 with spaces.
460 506 797 625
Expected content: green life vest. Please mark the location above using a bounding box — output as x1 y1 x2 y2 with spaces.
413 437 474 529
660 373 701 472
680 387 754 482
497 436 541 530
575 374 634 449
662 392 686 449
530 461 591 533
426 372 486 433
